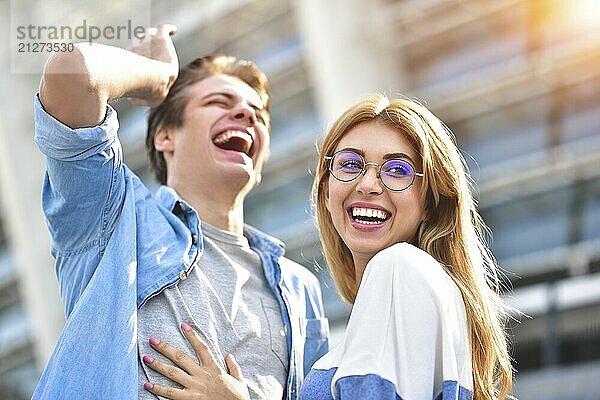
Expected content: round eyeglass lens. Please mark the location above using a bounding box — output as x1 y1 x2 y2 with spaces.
380 159 415 190
331 151 364 181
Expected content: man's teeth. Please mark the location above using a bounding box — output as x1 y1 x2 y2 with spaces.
213 130 252 145
351 207 390 224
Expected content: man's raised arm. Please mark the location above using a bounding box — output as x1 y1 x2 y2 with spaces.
38 24 179 129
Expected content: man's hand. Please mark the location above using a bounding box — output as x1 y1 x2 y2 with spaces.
127 24 179 107
142 323 250 400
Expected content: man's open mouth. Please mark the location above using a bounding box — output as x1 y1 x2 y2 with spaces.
348 207 391 225
212 130 254 156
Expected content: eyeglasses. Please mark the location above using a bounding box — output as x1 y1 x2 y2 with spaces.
325 150 424 192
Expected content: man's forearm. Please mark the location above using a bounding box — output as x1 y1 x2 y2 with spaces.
39 25 178 129
39 43 170 129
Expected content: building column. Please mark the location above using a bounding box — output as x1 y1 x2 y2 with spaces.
0 50 64 368
292 0 407 125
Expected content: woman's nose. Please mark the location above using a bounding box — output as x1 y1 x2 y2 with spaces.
355 167 383 196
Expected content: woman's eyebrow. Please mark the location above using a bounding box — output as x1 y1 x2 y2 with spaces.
336 148 416 164
384 152 415 163
338 147 365 156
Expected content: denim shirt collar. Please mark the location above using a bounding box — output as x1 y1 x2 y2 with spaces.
244 224 285 258
155 185 187 212
155 185 285 258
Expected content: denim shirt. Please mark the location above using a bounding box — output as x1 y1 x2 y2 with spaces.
32 94 329 400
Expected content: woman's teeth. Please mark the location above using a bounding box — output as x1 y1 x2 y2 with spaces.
351 207 390 224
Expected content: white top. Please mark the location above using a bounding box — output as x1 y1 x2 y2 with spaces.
300 243 473 400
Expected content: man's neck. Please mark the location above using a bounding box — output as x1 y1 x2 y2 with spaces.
172 184 247 236
197 203 245 235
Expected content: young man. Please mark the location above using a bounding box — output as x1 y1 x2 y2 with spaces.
33 24 329 399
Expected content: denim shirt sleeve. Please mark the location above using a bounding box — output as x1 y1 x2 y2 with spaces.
34 93 125 256
34 94 127 315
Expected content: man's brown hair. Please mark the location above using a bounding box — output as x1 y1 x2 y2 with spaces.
146 54 271 184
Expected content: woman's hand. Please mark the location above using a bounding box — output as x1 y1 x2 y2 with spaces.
143 323 250 400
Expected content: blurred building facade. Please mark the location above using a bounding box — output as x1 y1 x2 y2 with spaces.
0 0 599 398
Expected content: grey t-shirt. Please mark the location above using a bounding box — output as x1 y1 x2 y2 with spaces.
138 222 289 399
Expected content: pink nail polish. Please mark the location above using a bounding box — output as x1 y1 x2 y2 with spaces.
149 337 160 346
144 382 154 390
142 355 154 364
181 322 191 332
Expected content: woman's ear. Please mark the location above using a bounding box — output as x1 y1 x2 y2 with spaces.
154 127 175 153
322 181 331 212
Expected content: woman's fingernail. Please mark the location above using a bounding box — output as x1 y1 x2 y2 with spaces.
144 382 154 390
149 337 160 346
181 322 191 332
143 355 154 364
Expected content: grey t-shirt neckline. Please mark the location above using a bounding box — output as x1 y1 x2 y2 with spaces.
200 221 250 249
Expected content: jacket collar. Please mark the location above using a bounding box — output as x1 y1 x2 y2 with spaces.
155 185 285 258
155 185 186 212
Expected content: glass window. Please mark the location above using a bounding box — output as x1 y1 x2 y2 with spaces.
583 179 600 241
456 98 550 171
245 173 314 234
0 214 7 250
563 94 600 144
406 6 529 86
483 186 571 260
483 178 600 262
270 88 321 154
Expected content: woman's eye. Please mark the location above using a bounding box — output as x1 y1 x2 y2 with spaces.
341 161 362 170
390 167 407 174
384 161 412 176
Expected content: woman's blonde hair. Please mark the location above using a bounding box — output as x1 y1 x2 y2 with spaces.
312 93 514 400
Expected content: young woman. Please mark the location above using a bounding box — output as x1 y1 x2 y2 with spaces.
299 93 514 400
141 94 514 400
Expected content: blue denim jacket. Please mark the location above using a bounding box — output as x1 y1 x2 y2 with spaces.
32 94 329 400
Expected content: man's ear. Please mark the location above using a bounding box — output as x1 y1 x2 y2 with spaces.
154 126 175 153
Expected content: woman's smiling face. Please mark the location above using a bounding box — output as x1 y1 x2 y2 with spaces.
325 120 427 269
